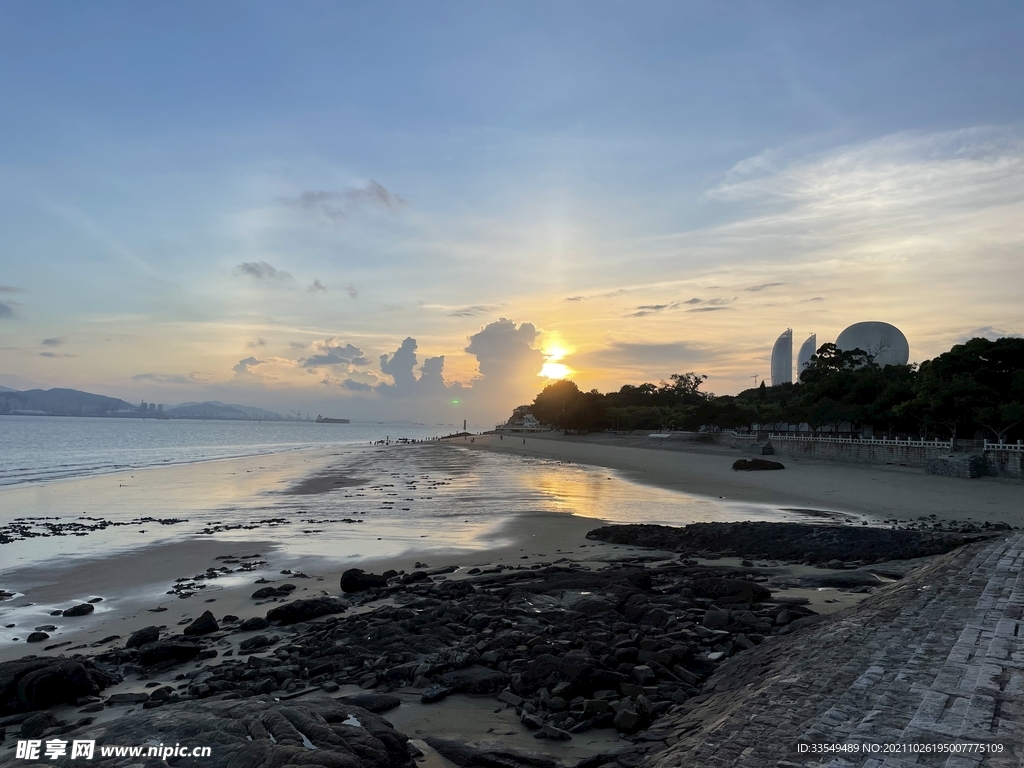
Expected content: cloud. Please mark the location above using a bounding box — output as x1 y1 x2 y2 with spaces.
281 190 347 222
378 337 419 392
38 351 75 358
628 297 733 317
580 341 714 370
464 318 545 395
956 326 1022 344
0 285 23 293
686 306 731 313
345 284 359 299
0 303 13 319
280 181 405 225
375 337 456 398
235 261 292 281
802 297 825 302
744 282 785 292
247 337 268 348
41 337 65 346
302 339 369 369
288 341 309 350
232 356 265 377
131 372 205 385
448 305 496 318
345 180 406 211
342 379 373 392
309 279 328 293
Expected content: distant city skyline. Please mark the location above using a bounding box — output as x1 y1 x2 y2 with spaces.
1 2 1022 421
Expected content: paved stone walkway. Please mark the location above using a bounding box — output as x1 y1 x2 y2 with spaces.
629 533 1024 768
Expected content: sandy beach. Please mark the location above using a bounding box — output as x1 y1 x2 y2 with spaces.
4 434 1019 663
460 431 1024 525
2 436 1020 766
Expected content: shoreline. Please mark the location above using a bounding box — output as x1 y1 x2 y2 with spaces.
455 431 1024 525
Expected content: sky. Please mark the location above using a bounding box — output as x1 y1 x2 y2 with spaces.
1 1 1022 424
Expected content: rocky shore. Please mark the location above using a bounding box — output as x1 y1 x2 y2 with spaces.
0 522 1007 767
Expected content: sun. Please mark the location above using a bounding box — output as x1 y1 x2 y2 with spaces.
540 362 572 379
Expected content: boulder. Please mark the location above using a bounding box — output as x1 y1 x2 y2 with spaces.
79 694 410 768
425 737 561 768
340 568 388 593
339 693 401 713
732 458 785 471
125 626 159 649
691 578 771 605
137 641 202 667
265 598 346 625
239 616 270 632
183 610 219 636
62 603 95 617
421 685 453 704
438 665 510 694
0 657 116 715
26 632 49 643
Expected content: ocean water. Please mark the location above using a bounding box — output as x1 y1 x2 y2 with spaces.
0 415 453 486
0 422 806 573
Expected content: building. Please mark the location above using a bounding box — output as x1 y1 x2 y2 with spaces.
770 329 793 386
835 322 910 367
797 333 817 378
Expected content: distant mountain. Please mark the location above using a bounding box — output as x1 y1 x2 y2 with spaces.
0 388 283 420
0 388 133 416
164 401 282 420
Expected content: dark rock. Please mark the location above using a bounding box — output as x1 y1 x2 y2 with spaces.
239 616 270 632
421 685 453 703
80 694 411 768
239 634 275 652
26 632 49 643
107 692 150 705
732 459 785 471
425 736 561 768
586 521 986 563
613 708 641 731
401 571 429 585
691 578 771 604
125 626 160 649
0 657 116 716
339 693 402 713
62 603 95 617
438 665 510 694
183 610 219 636
20 711 57 738
702 609 730 629
265 597 346 625
137 641 202 666
341 568 388 593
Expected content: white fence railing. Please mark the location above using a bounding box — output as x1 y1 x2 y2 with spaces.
749 433 1023 451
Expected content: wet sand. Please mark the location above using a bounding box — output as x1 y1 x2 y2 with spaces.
462 432 1024 525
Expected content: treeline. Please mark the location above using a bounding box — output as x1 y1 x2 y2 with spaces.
520 337 1024 444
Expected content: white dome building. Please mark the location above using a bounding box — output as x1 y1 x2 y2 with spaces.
835 322 910 367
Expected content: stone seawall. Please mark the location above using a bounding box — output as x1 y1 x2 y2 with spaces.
716 433 1023 479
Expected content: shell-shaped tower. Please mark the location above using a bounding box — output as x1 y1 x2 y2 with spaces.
770 329 793 386
797 333 817 377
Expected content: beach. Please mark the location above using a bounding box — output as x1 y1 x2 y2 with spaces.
463 431 1024 524
1 435 1022 766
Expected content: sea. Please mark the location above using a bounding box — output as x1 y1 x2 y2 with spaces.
0 415 454 487
0 415 807 575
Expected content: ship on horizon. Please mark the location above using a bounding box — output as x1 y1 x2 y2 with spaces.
314 415 350 424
